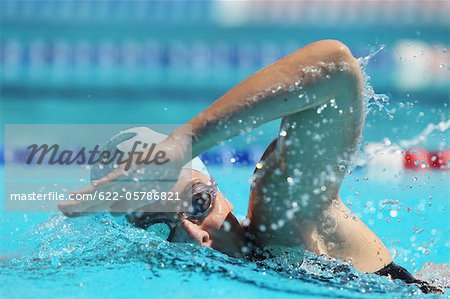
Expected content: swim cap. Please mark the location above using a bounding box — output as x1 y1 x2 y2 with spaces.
90 126 210 181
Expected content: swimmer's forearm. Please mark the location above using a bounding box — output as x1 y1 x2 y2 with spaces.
170 40 362 158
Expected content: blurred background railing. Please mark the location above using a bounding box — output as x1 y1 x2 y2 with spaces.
1 0 448 95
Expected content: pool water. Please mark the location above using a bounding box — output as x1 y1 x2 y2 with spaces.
0 48 449 298
0 163 448 298
1 1 448 296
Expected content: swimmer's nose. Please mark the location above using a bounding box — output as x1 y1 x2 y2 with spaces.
181 220 211 246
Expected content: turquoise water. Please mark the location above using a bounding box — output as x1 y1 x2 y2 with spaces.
1 81 449 298
1 92 449 150
1 2 448 297
1 86 449 298
1 164 449 298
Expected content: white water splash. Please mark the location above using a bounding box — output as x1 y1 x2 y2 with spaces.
415 262 450 289
358 45 394 120
399 119 450 148
358 45 385 69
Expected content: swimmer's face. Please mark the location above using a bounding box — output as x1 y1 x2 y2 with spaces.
169 169 247 257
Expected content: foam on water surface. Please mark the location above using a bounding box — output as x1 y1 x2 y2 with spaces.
1 209 447 298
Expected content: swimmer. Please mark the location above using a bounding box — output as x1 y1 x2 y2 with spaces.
59 40 443 294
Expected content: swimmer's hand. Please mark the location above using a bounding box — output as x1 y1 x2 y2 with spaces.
58 139 186 217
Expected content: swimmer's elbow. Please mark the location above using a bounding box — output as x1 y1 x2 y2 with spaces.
309 40 356 65
291 40 363 100
298 40 360 77
282 40 361 93
317 40 363 92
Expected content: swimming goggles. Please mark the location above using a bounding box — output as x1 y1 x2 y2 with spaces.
127 178 218 241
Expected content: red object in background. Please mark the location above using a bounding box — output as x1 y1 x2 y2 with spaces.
429 150 450 170
404 147 430 170
404 148 450 170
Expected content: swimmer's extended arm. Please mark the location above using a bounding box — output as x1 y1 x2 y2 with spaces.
59 40 359 217
168 40 362 160
167 41 445 295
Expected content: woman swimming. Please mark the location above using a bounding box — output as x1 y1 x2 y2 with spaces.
58 40 442 294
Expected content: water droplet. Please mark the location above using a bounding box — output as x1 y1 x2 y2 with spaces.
51 256 61 267
223 221 231 232
241 246 249 254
